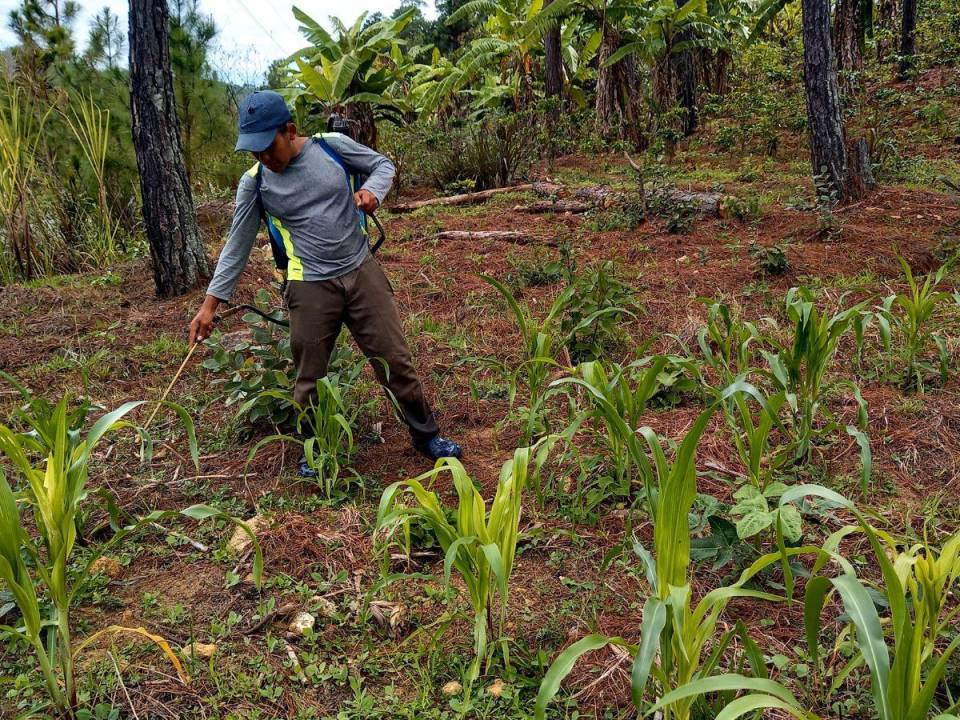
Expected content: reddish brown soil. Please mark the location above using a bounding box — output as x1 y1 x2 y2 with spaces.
2 130 959 717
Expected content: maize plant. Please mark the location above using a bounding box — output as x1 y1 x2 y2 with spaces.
0 396 263 716
763 287 867 461
376 439 555 683
875 256 955 392
696 299 762 384
793 484 960 720
535 397 817 720
479 275 628 442
550 356 676 507
244 354 383 498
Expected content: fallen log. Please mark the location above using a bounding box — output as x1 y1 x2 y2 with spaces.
390 184 535 213
434 230 556 247
514 200 593 214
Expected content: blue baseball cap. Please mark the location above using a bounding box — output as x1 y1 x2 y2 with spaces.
235 90 293 152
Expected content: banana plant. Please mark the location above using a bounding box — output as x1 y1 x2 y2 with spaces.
376 439 556 685
535 391 816 720
288 8 418 145
422 0 577 113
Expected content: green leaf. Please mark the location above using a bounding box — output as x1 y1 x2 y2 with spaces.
535 635 626 719
631 597 666 707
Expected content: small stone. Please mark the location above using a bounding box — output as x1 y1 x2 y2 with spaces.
288 611 316 636
676 255 689 264
90 557 123 579
486 678 505 698
309 596 338 618
442 680 463 696
184 642 217 660
227 515 269 555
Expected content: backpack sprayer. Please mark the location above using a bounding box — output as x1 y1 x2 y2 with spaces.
154 117 389 419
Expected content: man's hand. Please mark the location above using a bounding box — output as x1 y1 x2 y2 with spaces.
189 295 221 344
354 189 379 214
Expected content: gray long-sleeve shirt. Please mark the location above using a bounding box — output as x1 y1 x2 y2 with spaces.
206 133 395 301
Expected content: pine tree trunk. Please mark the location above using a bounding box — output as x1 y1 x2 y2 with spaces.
543 0 563 100
898 0 917 76
802 0 852 201
128 0 208 298
876 0 900 61
833 0 863 90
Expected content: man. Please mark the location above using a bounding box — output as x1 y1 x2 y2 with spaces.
189 90 461 472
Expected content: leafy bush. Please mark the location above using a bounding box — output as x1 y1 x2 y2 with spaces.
749 240 790 276
562 261 641 364
201 289 361 434
403 114 536 192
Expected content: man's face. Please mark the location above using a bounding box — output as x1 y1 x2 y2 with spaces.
253 123 297 173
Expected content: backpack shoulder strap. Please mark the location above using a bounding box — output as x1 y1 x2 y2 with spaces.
312 133 368 232
248 162 289 271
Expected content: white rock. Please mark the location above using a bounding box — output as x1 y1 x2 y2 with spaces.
288 611 316 636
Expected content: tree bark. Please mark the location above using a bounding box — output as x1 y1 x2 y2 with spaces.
344 102 378 149
802 0 852 201
128 0 208 298
543 0 563 99
833 0 863 91
898 0 917 76
595 23 640 143
876 0 900 61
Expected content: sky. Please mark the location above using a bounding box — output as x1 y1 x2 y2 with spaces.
0 0 436 83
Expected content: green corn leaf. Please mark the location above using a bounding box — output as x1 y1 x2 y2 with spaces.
535 634 626 720
845 425 872 493
631 596 666 708
831 573 891 720
803 575 832 664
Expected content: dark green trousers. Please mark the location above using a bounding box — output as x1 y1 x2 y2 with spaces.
285 254 439 444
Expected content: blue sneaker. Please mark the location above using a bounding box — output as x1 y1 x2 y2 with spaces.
417 435 463 461
298 454 319 478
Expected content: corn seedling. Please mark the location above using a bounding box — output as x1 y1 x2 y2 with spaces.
550 356 681 508
376 439 555 684
0 397 262 716
479 275 628 441
244 356 379 498
535 395 816 720
697 299 762 384
763 287 867 461
875 256 955 392
792 485 960 720
726 389 787 492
